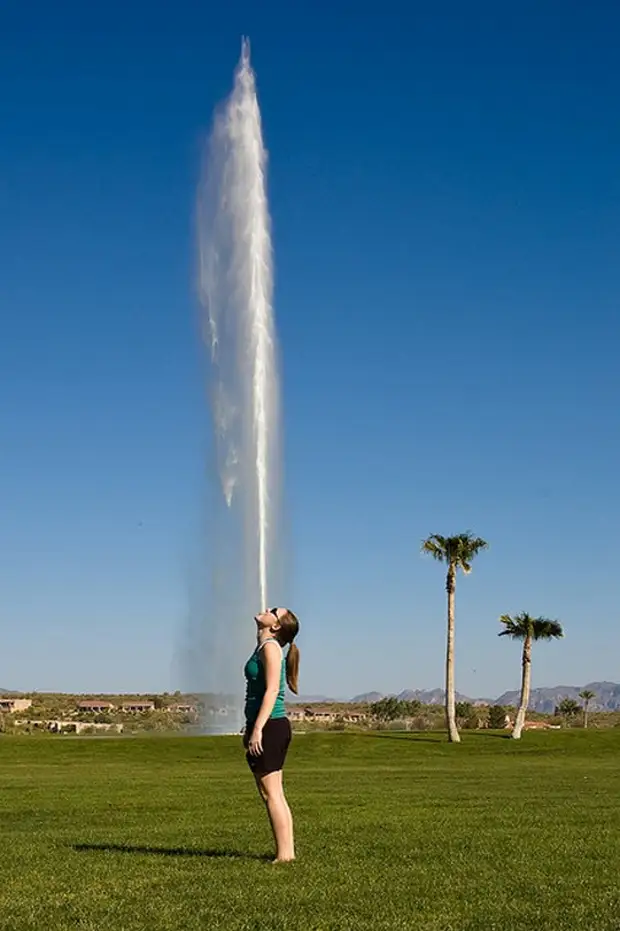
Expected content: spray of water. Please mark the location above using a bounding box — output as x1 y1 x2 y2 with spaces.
193 39 282 728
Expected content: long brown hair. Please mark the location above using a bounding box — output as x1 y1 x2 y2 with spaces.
276 609 300 694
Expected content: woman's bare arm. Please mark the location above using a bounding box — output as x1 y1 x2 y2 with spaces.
248 641 281 755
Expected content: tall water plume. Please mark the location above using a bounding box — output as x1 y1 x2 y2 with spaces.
194 39 283 730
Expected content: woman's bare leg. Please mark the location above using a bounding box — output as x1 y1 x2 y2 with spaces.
255 771 295 861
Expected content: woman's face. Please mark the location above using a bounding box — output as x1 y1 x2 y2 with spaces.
254 607 282 631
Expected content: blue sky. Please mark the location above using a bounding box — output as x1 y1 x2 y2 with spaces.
1 2 618 699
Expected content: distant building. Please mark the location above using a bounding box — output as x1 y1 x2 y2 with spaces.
45 720 124 735
15 718 124 734
288 706 368 725
0 698 32 713
121 701 155 713
505 717 561 731
77 701 115 714
169 704 197 714
342 711 368 724
74 721 123 735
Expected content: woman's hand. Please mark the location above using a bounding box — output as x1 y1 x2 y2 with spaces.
248 726 263 756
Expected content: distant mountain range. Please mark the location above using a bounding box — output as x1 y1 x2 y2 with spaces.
303 682 620 713
495 682 620 713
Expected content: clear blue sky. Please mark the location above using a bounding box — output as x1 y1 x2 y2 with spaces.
1 2 618 699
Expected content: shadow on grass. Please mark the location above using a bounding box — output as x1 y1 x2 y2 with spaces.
72 843 270 861
360 731 513 742
360 733 443 743
469 731 513 740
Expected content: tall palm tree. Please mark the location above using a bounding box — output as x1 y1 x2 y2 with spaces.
499 613 564 740
422 533 488 743
579 689 596 729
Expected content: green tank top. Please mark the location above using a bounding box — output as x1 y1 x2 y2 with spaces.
244 639 287 725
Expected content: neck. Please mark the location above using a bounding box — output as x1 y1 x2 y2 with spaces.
257 629 279 646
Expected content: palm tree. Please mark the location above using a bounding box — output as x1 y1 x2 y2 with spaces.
498 613 564 740
422 532 488 743
579 689 596 729
555 697 580 724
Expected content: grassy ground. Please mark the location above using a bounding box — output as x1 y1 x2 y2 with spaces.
0 731 619 931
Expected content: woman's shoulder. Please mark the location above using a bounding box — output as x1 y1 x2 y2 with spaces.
257 638 283 656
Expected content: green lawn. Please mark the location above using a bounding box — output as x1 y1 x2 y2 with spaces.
1 730 619 931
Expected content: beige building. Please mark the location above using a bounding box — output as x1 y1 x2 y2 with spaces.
288 706 368 725
121 701 155 713
64 721 124 735
0 698 32 713
77 701 116 714
16 720 124 735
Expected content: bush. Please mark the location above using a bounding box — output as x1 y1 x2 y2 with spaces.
555 698 580 720
456 702 480 730
488 705 508 729
370 697 402 722
410 715 430 731
370 698 423 724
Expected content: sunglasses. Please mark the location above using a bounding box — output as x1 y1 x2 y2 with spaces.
267 608 280 621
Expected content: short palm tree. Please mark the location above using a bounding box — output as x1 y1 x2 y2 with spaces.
556 697 580 722
422 532 488 743
579 689 596 729
499 613 564 739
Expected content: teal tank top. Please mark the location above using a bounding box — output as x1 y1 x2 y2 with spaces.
244 639 287 725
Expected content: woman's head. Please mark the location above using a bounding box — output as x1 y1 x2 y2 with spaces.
255 607 300 694
255 607 298 642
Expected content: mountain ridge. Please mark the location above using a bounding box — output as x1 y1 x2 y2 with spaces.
351 681 620 712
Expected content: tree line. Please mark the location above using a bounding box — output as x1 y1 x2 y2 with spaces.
421 532 577 742
368 695 596 732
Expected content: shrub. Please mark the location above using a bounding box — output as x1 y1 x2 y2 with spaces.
488 705 508 729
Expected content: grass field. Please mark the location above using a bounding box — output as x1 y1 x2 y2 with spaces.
1 731 619 931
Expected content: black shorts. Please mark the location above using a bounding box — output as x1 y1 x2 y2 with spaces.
244 717 292 776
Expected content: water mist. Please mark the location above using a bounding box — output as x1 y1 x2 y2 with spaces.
194 39 283 732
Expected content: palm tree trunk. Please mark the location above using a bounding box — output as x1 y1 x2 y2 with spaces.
584 702 589 729
512 635 532 740
445 564 460 743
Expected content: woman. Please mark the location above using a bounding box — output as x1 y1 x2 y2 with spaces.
244 606 300 862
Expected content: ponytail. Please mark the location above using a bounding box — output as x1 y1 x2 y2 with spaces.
275 608 300 694
286 643 300 694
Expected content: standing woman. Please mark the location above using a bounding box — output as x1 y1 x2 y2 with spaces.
244 607 300 862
